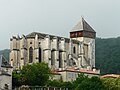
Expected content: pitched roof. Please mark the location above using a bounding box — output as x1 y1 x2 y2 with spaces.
26 32 46 39
71 17 95 33
26 32 80 44
0 55 12 68
100 74 120 78
56 68 100 75
26 32 70 42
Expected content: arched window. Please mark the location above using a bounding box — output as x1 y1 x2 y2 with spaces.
29 47 33 63
59 51 62 68
51 50 55 65
73 46 76 54
39 47 42 62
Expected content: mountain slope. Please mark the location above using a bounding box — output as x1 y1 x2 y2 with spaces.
95 37 120 74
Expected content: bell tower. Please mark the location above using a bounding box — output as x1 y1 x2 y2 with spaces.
70 17 96 69
70 17 96 40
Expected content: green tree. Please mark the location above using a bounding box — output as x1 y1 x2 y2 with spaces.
21 62 51 86
73 73 88 89
12 70 21 88
12 62 51 87
47 80 73 90
74 74 104 90
102 77 120 90
47 80 63 87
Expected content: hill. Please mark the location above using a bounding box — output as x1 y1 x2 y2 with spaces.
96 37 120 74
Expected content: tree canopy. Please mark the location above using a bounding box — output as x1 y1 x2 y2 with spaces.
73 74 104 90
12 62 51 87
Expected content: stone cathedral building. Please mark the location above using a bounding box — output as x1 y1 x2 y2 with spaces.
10 18 96 73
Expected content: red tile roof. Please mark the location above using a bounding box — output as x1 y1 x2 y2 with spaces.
54 68 100 75
100 74 120 78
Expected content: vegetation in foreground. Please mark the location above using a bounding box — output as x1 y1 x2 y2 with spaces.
12 62 51 87
12 62 120 90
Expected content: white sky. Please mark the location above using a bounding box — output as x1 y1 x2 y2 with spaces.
0 0 120 49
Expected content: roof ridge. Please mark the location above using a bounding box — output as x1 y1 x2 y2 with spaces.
26 32 70 40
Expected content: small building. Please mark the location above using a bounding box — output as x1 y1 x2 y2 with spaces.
52 68 100 82
0 55 13 90
51 72 62 81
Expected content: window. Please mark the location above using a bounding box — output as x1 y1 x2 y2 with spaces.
29 47 33 63
68 72 71 78
30 42 32 44
59 51 62 68
51 50 55 65
73 46 76 54
39 47 42 62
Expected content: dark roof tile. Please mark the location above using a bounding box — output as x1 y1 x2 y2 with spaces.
71 17 95 33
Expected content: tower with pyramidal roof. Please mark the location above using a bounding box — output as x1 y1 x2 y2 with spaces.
70 17 96 69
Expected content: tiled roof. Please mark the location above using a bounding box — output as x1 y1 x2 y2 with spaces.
0 55 12 68
57 67 100 75
27 32 70 41
100 74 120 78
71 17 95 33
26 32 45 39
26 32 80 44
51 72 61 75
79 69 100 75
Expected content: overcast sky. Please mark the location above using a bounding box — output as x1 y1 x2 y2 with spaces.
0 0 120 49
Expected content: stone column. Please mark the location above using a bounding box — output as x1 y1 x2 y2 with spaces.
59 38 66 69
54 50 59 69
43 35 51 68
34 34 39 62
80 42 85 67
52 37 59 69
20 35 27 69
92 39 95 67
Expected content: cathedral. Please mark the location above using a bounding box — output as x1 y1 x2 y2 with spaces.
10 17 96 71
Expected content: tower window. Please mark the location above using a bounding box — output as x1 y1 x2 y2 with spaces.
30 42 32 44
29 47 33 63
73 46 76 54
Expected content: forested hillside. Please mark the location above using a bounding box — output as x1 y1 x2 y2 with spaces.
1 37 120 74
96 37 120 74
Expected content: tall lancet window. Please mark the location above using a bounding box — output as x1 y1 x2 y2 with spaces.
51 50 54 65
73 46 76 54
29 47 33 63
59 51 62 68
39 47 42 62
